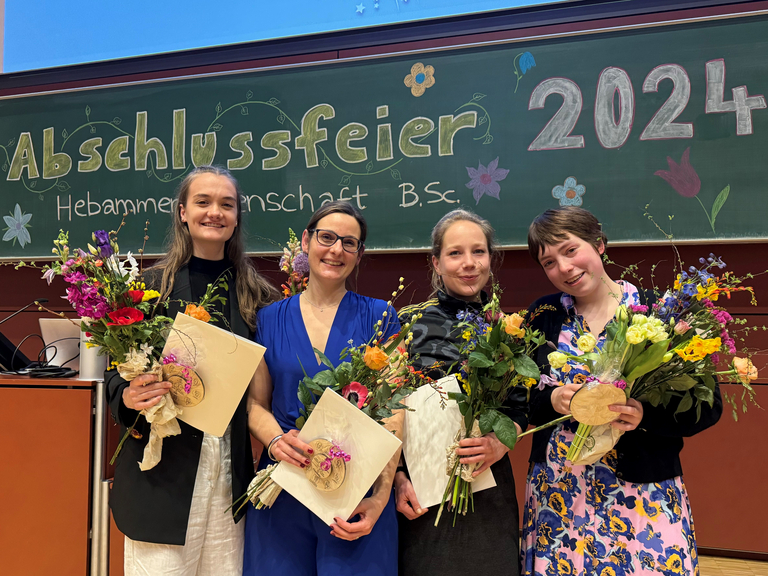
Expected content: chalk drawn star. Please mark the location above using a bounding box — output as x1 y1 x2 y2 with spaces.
356 3 365 13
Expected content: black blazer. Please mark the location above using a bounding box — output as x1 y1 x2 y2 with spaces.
105 265 254 545
526 290 722 484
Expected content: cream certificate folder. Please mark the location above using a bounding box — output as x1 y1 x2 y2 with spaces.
161 312 266 437
403 375 496 509
271 388 402 526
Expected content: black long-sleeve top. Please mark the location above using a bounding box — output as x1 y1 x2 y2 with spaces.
526 290 723 484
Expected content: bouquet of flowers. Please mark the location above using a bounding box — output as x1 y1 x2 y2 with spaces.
238 280 433 512
434 291 545 526
279 228 308 298
41 226 228 470
545 254 760 465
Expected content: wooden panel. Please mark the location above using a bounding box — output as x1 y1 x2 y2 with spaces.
110 510 124 576
0 387 93 575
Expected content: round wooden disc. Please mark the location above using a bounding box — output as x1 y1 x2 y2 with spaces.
569 383 627 426
304 438 346 492
163 364 205 407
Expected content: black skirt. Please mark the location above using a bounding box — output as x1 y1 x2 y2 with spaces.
398 456 521 576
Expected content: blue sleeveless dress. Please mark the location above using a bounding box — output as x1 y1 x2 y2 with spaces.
243 292 400 576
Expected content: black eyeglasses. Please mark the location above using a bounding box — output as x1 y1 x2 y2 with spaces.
309 228 364 253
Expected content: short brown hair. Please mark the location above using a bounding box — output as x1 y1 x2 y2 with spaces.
305 200 368 246
527 207 607 263
430 208 499 294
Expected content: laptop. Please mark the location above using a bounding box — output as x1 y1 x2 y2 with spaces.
39 318 81 370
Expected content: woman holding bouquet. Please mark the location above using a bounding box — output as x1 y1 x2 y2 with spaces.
106 166 277 576
244 201 401 576
522 206 722 576
395 208 528 576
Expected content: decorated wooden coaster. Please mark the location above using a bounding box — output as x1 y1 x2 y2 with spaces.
304 438 346 492
569 382 626 426
163 363 205 407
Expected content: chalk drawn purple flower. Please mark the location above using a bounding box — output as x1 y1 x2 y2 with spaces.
3 204 32 248
655 147 700 198
465 158 509 204
552 177 586 206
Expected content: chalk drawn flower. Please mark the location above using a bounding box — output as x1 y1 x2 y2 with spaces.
655 147 700 198
466 157 510 204
513 51 536 92
552 177 586 206
3 203 32 248
404 62 435 97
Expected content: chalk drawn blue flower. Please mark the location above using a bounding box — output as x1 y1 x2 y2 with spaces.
552 177 586 206
3 203 32 248
514 52 536 92
466 157 509 204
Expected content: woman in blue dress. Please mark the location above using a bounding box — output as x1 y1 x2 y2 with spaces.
244 201 401 576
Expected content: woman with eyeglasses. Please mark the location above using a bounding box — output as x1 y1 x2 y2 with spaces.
243 201 401 576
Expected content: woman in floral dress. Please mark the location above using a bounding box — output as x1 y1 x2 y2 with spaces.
522 207 722 576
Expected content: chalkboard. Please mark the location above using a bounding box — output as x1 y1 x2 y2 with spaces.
2 12 768 258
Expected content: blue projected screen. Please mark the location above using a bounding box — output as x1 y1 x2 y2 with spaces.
3 0 571 73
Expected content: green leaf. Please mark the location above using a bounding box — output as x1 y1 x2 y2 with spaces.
625 340 670 383
492 413 518 450
447 392 468 403
297 382 312 408
489 360 510 378
314 370 338 389
488 323 502 349
479 410 499 435
295 416 306 429
710 185 730 229
468 351 494 368
303 376 325 395
674 392 694 415
694 385 714 406
313 348 335 370
513 354 540 380
666 375 697 391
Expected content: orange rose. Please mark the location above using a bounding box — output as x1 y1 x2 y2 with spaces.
184 303 211 323
733 357 758 384
364 345 389 371
503 313 525 338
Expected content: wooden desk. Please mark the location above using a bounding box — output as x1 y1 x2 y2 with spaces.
0 376 96 575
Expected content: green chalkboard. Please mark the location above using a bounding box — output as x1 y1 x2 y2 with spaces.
2 12 768 258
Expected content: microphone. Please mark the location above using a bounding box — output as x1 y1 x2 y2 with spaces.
0 298 49 326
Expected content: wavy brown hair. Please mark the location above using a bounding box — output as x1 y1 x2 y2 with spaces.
151 166 277 331
527 206 607 263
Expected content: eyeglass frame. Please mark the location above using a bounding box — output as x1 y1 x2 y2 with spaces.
308 228 365 253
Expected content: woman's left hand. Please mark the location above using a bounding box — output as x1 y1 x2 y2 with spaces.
456 425 522 477
330 495 387 541
609 398 644 431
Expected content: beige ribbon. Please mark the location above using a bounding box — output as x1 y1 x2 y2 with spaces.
570 424 624 466
247 463 283 509
446 419 483 483
117 360 183 471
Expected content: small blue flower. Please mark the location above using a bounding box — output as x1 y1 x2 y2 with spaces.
552 177 586 207
2 203 32 248
520 52 536 74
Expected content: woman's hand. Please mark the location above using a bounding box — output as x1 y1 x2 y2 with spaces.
122 374 171 411
394 471 427 520
331 493 388 540
609 398 644 431
456 427 521 476
269 429 313 469
551 382 583 415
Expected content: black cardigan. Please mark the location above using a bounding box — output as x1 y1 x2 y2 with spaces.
105 265 254 545
526 290 722 484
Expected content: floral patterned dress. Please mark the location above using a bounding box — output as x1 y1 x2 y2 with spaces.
521 281 700 576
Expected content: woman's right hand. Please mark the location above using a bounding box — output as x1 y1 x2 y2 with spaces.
394 471 427 520
122 374 171 411
270 429 313 469
550 382 583 415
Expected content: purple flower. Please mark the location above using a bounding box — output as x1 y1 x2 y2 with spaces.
465 157 509 204
93 229 113 257
293 252 309 276
64 271 88 284
42 268 56 285
66 283 110 320
628 304 649 313
655 147 701 198
713 309 732 326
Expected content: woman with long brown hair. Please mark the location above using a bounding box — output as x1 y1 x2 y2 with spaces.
106 165 276 576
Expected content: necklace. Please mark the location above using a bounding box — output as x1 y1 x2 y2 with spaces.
302 293 344 313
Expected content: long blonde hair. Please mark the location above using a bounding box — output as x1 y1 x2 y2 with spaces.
152 166 277 331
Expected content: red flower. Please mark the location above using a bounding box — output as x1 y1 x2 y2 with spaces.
342 381 369 409
127 290 144 304
655 147 701 198
107 307 144 326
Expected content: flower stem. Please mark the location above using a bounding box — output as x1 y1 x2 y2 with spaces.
695 195 716 234
109 412 141 466
517 414 571 439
